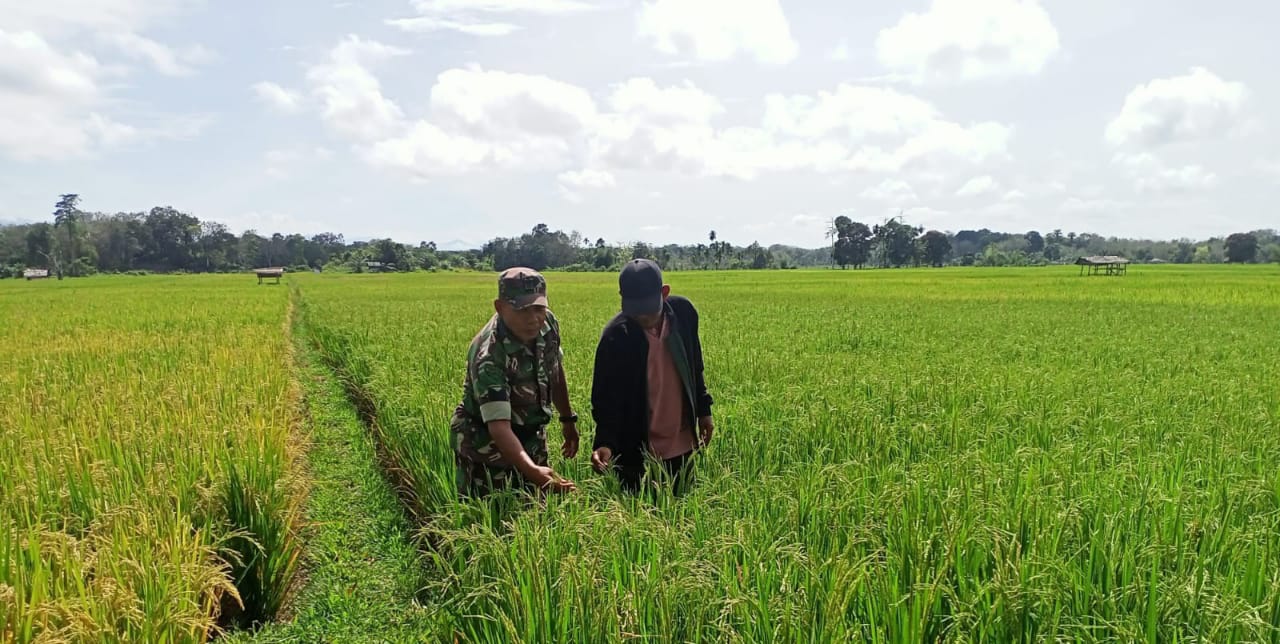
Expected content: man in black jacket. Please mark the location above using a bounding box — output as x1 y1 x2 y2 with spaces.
590 259 714 495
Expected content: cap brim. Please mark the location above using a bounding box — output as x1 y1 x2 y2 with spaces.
509 293 548 309
621 293 663 316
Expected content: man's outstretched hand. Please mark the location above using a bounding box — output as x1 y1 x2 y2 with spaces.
530 465 576 493
561 422 580 458
591 446 613 473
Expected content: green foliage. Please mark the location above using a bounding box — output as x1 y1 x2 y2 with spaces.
872 217 923 267
1225 232 1259 263
831 216 872 269
0 262 24 279
1262 243 1280 263
4 194 1278 277
290 266 1280 641
919 230 951 267
228 332 437 643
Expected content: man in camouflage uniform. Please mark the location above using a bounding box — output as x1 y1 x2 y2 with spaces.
451 267 580 497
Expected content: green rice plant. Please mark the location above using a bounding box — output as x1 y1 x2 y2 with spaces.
296 265 1280 642
0 275 304 642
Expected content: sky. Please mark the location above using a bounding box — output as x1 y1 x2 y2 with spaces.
1 0 1277 249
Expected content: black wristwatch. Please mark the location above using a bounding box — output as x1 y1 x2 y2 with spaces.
560 413 579 424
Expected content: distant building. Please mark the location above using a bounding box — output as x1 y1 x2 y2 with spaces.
23 268 50 280
1075 255 1130 276
254 267 285 284
363 261 395 273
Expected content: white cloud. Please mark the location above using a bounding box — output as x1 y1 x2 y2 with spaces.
365 68 596 176
589 113 798 180
791 214 825 227
1137 165 1219 193
387 17 521 36
608 78 724 125
763 85 939 139
1257 159 1280 179
1113 151 1220 194
431 67 597 139
956 175 998 196
1003 189 1027 201
0 2 214 160
586 81 1010 180
760 85 1012 171
0 29 135 159
307 56 1010 189
883 121 1011 170
557 184 583 203
638 0 799 65
253 81 304 113
0 30 101 102
876 0 1059 83
102 32 212 76
1105 67 1248 148
411 0 596 12
1061 197 1123 213
556 168 613 203
1110 151 1156 170
307 36 410 142
365 122 506 177
0 0 188 36
390 0 598 36
558 168 616 188
860 179 918 203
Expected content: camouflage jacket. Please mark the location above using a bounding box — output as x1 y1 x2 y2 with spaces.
455 311 563 438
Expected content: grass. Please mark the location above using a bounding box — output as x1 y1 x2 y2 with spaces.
228 308 438 643
5 265 1280 642
0 276 304 642
295 265 1280 642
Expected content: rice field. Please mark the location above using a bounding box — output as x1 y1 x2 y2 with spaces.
4 265 1280 642
0 277 304 643
299 265 1280 642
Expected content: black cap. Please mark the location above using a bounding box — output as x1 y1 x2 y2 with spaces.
619 258 663 316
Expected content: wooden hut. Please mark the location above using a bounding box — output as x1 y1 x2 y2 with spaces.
254 267 285 284
1075 255 1130 276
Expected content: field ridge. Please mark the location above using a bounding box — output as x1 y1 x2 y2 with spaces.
231 296 437 643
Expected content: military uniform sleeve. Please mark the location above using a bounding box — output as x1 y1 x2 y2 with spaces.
548 310 565 365
471 339 511 423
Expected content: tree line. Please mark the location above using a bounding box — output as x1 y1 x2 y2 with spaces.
828 215 1278 268
0 194 488 279
2 194 1276 279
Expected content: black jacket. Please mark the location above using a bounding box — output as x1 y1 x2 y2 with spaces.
590 295 713 466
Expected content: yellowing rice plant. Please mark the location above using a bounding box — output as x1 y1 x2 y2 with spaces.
0 276 303 643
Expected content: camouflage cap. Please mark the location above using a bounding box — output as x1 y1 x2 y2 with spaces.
498 267 548 309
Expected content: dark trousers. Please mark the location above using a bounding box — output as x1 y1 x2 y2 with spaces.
617 451 695 496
